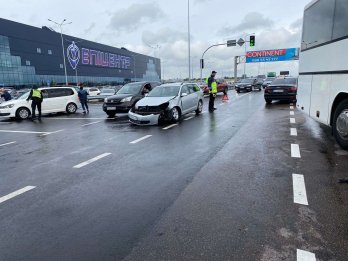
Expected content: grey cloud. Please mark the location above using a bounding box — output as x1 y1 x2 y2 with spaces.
219 12 274 35
290 18 302 31
142 28 187 46
108 2 164 32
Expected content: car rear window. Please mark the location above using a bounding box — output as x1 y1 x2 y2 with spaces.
271 78 297 85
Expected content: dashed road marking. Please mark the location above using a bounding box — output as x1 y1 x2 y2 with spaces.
290 118 296 124
40 129 65 136
290 106 294 110
293 174 309 205
81 121 102 127
73 153 111 169
291 144 301 158
291 128 298 136
45 117 115 120
0 130 48 134
290 111 295 116
0 186 36 204
130 135 152 144
184 116 195 121
163 124 178 130
0 141 16 147
297 249 316 261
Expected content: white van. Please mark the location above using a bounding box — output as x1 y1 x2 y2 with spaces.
0 87 79 120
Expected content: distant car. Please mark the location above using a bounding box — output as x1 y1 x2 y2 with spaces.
92 88 116 101
235 78 257 93
254 79 264 91
128 82 203 125
86 87 101 96
262 77 276 89
0 87 79 120
264 77 298 104
201 81 228 95
103 81 160 117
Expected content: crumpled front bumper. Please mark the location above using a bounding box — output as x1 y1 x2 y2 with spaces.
128 111 160 125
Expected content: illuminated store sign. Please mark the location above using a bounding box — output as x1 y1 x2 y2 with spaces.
67 41 131 70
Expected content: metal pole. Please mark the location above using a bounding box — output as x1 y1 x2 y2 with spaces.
234 56 238 82
188 0 191 81
200 43 225 83
59 26 68 86
75 68 78 85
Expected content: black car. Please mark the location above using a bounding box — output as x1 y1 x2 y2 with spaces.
264 77 298 104
235 78 257 93
103 81 160 117
254 79 264 91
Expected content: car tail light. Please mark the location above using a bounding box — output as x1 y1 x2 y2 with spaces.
288 86 297 91
265 87 271 93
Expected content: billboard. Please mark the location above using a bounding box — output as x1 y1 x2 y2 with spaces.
246 48 299 63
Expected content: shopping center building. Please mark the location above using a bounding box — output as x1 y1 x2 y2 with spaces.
0 18 161 87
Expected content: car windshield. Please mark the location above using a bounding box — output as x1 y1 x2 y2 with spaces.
271 78 297 85
148 86 180 97
16 91 30 100
240 79 254 84
101 89 114 93
117 83 143 94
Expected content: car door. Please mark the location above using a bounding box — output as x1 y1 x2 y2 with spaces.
44 89 65 112
180 85 191 114
187 84 199 110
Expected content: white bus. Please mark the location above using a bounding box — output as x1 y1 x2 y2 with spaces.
297 0 348 150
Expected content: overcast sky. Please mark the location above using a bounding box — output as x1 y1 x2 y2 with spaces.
2 0 312 79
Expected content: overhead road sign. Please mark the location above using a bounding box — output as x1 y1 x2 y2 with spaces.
237 38 245 47
246 48 300 63
227 40 236 47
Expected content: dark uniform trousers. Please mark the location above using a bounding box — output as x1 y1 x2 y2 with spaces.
31 100 42 118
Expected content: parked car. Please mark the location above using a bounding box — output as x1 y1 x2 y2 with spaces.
0 87 79 120
201 81 228 95
262 77 276 89
89 88 116 101
264 77 298 104
103 81 160 117
129 82 203 125
86 87 101 96
235 78 257 93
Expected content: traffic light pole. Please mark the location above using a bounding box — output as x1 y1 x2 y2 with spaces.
200 43 226 83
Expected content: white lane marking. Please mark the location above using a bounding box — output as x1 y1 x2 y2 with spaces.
184 116 195 121
291 144 301 158
290 103 294 106
40 129 65 136
293 174 309 205
0 130 48 134
219 103 226 106
0 186 36 204
290 118 296 124
0 141 16 147
73 153 111 169
297 249 316 261
291 128 298 136
290 106 294 110
290 111 295 116
201 111 207 114
163 124 178 130
235 92 250 99
45 117 115 120
81 121 102 127
130 135 152 144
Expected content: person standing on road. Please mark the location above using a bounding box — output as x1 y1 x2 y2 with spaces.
207 70 218 112
26 86 43 121
78 86 89 113
0 88 12 101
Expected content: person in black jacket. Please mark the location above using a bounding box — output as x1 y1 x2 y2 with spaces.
0 88 12 101
26 86 43 120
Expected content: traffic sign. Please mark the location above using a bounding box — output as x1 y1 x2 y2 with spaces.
237 38 245 47
227 40 236 47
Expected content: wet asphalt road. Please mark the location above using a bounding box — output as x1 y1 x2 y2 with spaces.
0 91 347 261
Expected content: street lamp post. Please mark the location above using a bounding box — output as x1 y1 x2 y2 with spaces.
48 19 71 86
188 0 191 80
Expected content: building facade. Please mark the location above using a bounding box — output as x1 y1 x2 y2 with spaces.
0 18 161 87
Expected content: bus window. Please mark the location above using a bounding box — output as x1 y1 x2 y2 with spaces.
332 0 348 39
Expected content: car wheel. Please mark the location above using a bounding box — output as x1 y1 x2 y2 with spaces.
107 112 115 118
170 107 180 122
196 100 203 115
16 107 30 120
66 103 77 114
333 99 348 150
265 99 272 104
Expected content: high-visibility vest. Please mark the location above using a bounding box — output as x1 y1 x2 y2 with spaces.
32 89 42 98
206 77 218 94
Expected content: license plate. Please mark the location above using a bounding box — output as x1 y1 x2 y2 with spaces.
273 90 284 93
107 107 116 110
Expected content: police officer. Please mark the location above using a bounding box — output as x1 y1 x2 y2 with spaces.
207 70 218 112
26 86 43 120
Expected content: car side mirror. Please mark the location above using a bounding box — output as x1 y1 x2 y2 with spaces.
181 93 188 97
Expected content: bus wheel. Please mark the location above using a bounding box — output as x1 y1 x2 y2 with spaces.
333 99 348 150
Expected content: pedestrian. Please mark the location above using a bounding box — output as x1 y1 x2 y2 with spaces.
0 88 12 101
78 86 89 113
207 70 218 112
26 86 43 121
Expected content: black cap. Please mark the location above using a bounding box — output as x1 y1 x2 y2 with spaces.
212 71 217 74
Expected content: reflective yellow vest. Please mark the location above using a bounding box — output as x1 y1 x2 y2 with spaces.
32 89 42 98
206 77 217 94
